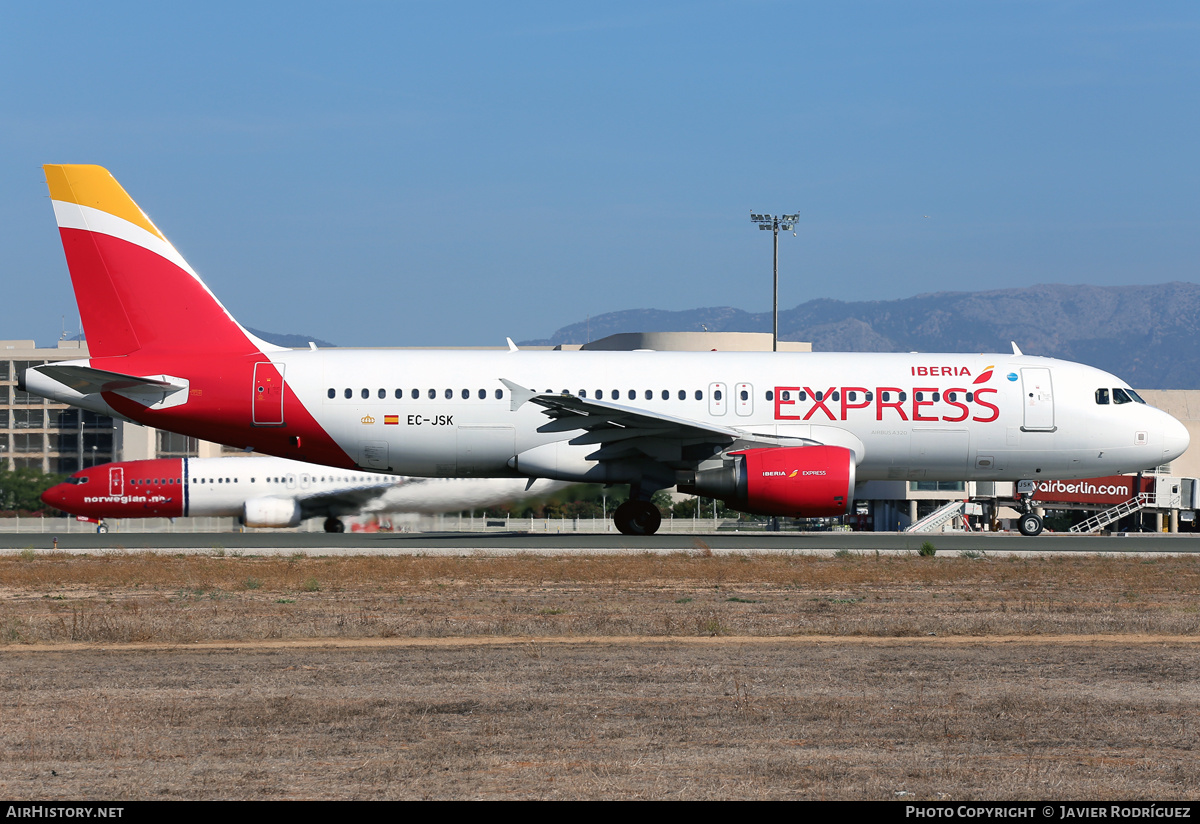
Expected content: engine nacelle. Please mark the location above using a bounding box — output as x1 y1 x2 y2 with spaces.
679 445 856 517
242 496 302 529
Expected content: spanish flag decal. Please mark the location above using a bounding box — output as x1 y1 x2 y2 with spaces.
384 415 400 425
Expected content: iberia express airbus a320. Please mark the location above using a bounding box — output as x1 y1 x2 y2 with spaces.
22 165 1190 536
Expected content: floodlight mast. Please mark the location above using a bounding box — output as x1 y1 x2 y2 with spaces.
749 212 799 351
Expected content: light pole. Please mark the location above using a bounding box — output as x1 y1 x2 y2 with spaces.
750 212 799 352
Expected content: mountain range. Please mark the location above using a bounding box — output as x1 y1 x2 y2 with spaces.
521 282 1200 389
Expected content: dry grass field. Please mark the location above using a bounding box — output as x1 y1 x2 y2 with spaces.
2 549 1199 799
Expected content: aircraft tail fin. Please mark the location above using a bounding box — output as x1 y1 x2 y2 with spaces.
43 164 281 359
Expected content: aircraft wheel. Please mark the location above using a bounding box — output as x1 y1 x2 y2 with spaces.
324 517 345 534
96 523 108 534
1018 513 1043 537
613 500 662 536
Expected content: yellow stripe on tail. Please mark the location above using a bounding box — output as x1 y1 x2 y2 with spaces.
44 164 166 242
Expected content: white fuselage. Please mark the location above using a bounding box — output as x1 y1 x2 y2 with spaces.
256 348 1186 483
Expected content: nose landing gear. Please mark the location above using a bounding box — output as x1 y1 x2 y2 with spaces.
1018 512 1043 537
1016 482 1043 536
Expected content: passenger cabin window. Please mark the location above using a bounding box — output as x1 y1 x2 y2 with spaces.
344 388 352 399
327 388 335 399
679 390 686 401
662 390 669 401
695 390 703 401
479 389 487 399
412 388 420 400
1096 388 1110 405
765 390 774 401
428 389 436 399
645 390 653 401
445 389 453 399
361 388 369 399
461 389 469 399
495 389 504 400
395 389 403 399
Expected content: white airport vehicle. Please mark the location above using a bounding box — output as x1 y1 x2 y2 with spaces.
23 165 1190 536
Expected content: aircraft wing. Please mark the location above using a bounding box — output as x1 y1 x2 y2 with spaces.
294 476 567 519
295 483 395 520
503 379 766 466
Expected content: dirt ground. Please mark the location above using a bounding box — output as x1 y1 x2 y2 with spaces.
2 551 1199 800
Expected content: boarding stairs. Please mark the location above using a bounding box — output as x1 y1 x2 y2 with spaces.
1068 493 1157 534
905 500 983 533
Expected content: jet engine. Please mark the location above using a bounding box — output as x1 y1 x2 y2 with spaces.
242 497 303 529
679 445 855 517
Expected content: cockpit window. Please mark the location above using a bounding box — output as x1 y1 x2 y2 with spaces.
1095 388 1109 405
1113 388 1134 405
1126 389 1146 404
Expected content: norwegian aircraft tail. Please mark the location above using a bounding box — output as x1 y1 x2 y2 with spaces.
43 164 280 358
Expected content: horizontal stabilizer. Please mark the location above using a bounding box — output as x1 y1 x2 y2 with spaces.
29 364 190 411
36 364 178 395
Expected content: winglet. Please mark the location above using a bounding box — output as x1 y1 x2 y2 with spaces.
506 337 519 352
1011 341 1023 356
500 378 535 412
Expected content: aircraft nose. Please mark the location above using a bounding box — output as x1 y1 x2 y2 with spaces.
41 483 69 510
1163 414 1190 464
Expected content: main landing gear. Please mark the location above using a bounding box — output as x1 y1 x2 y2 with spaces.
323 517 345 534
613 500 662 536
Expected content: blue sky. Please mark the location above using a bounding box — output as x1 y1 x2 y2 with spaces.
2 2 1197 346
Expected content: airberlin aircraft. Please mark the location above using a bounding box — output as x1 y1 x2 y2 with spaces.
23 165 1190 536
41 456 566 533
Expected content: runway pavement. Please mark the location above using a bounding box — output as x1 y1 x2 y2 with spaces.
1 529 1198 554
